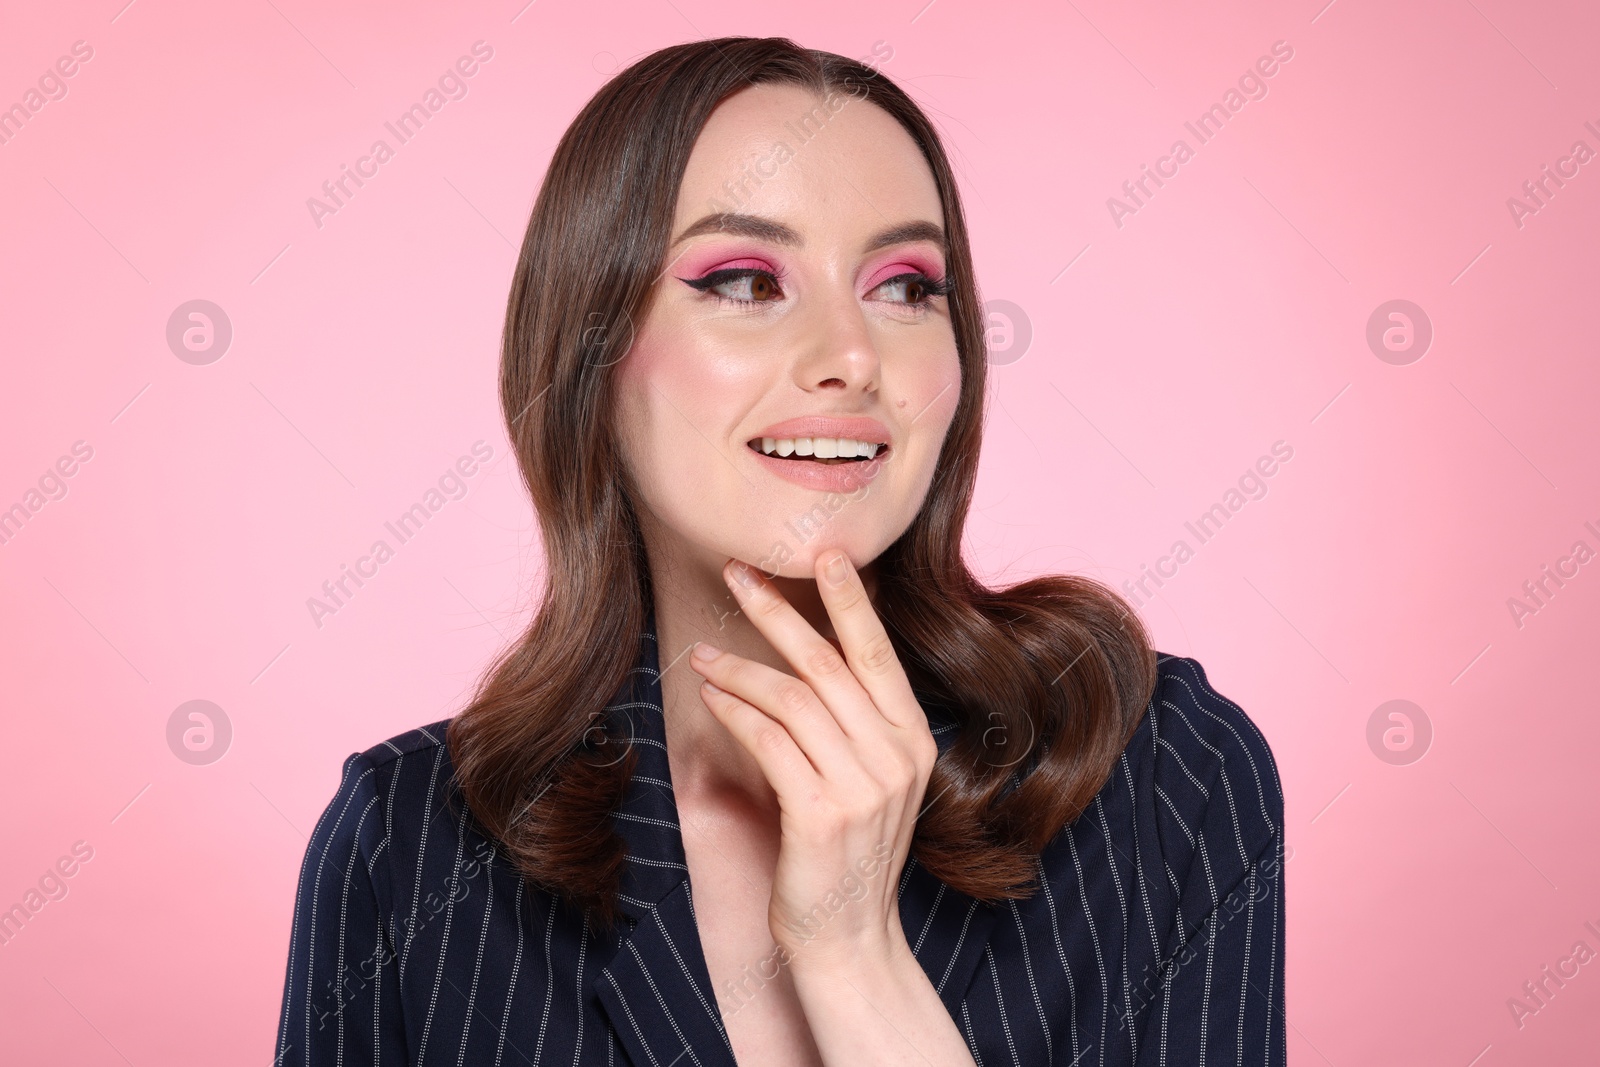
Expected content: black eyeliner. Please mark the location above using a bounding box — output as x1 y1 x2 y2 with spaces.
679 267 765 291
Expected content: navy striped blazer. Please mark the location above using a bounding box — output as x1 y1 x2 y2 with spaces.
275 614 1285 1066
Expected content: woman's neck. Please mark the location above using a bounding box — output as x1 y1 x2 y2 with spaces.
643 539 870 814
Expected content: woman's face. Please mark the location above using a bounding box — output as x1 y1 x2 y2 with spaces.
615 82 962 583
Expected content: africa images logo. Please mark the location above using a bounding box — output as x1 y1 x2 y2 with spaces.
305 41 495 229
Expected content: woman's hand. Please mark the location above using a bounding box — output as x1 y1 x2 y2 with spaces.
688 551 939 969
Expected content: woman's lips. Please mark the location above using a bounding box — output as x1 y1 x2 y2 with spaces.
747 442 890 492
749 415 892 444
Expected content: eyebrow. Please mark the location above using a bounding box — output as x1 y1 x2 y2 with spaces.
669 212 947 256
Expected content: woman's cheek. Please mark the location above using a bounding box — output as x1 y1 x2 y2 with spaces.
643 363 754 488
616 340 698 505
903 346 961 426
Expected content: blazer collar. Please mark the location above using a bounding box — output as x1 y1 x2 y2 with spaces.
591 606 998 1067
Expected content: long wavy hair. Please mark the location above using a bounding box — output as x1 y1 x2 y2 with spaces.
446 35 1157 935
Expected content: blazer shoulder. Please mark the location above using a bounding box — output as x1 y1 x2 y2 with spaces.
352 717 456 770
307 717 475 908
305 718 458 847
1144 652 1283 853
322 717 462 854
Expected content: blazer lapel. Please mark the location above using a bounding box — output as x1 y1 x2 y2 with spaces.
592 613 740 1067
897 708 1001 1020
591 611 998 1066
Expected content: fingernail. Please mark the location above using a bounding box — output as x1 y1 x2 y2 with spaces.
729 561 761 590
692 641 721 661
825 553 848 586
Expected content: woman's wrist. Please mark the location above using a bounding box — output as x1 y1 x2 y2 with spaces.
786 933 977 1067
780 919 909 983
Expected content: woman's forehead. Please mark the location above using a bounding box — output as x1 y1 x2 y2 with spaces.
674 84 942 235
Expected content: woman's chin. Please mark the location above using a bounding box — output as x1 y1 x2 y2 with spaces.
747 545 878 583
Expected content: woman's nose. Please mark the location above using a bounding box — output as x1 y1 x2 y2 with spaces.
792 283 881 391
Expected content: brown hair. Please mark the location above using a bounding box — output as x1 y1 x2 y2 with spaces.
446 35 1157 935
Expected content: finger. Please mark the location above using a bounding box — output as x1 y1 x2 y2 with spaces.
721 559 885 740
812 551 925 733
698 679 819 799
691 643 855 774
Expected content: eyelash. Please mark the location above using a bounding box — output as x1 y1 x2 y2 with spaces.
683 267 954 312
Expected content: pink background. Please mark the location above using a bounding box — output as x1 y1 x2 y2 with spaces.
2 0 1596 1062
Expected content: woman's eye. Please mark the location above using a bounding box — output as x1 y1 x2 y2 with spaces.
872 272 953 307
685 268 784 307
681 267 952 311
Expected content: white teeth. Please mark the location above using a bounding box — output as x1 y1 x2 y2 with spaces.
753 436 884 459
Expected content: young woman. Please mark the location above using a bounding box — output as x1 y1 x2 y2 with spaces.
275 36 1285 1067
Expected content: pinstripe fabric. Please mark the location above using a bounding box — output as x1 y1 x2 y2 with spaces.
275 612 1285 1065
